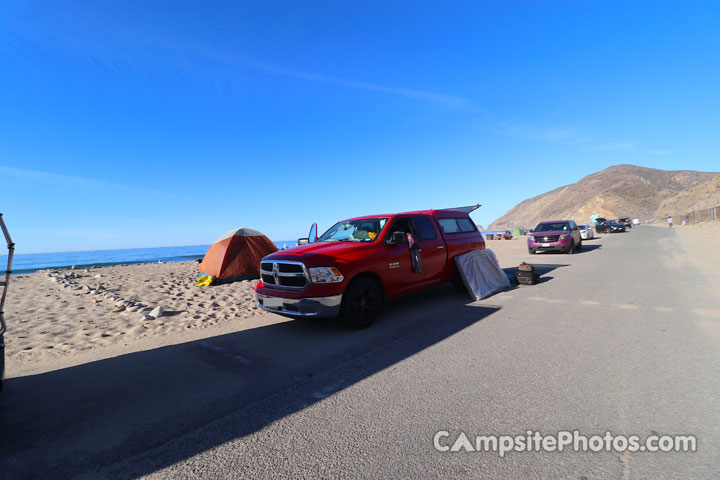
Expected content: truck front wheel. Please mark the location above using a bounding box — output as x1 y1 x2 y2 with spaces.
341 278 381 329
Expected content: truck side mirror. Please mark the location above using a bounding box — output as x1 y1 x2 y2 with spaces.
386 232 407 245
298 238 309 245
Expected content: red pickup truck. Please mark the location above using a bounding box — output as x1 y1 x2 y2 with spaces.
254 207 485 328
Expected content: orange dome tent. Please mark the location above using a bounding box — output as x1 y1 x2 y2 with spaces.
198 228 277 283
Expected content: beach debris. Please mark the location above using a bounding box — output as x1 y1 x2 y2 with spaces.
149 306 164 318
94 274 103 278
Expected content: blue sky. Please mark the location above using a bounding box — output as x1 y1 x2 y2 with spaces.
1 1 719 253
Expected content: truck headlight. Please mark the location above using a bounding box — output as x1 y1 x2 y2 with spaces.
308 267 344 284
559 234 568 239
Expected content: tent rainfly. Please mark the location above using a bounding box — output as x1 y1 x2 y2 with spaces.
198 228 277 284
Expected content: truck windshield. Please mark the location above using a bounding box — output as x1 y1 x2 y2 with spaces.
318 218 388 242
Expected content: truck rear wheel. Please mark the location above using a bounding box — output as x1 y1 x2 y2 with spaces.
341 277 381 329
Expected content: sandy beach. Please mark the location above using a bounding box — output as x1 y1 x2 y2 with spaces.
3 261 271 377
4 225 718 378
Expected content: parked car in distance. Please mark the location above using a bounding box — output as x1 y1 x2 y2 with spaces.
595 218 626 233
618 217 633 228
528 220 582 254
254 207 485 328
578 224 594 240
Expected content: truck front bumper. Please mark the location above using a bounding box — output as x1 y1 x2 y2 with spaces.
255 292 343 318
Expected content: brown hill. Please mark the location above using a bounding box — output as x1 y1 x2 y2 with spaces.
489 164 720 229
657 176 720 217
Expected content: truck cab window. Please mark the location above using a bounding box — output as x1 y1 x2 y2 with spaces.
437 218 460 233
412 217 437 240
456 218 477 233
389 218 413 236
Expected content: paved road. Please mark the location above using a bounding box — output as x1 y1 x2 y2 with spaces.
1 226 719 479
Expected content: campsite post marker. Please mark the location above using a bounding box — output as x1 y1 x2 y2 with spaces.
0 213 14 391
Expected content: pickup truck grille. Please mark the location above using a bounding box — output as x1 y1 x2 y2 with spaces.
533 235 560 242
260 261 309 289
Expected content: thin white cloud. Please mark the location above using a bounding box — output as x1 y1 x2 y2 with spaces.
493 121 593 145
595 142 636 152
12 17 476 110
1 165 121 188
647 149 674 156
169 40 476 109
0 166 173 197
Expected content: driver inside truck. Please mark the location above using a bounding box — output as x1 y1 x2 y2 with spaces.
390 218 412 236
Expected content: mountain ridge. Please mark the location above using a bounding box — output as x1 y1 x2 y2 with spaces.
489 164 720 229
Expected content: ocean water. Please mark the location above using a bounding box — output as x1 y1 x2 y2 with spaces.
1 241 297 276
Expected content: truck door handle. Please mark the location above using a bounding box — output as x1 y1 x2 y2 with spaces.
436 245 444 249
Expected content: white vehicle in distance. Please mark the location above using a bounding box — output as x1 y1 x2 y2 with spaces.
578 224 595 240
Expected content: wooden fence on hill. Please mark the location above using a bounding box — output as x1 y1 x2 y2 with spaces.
684 205 720 223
